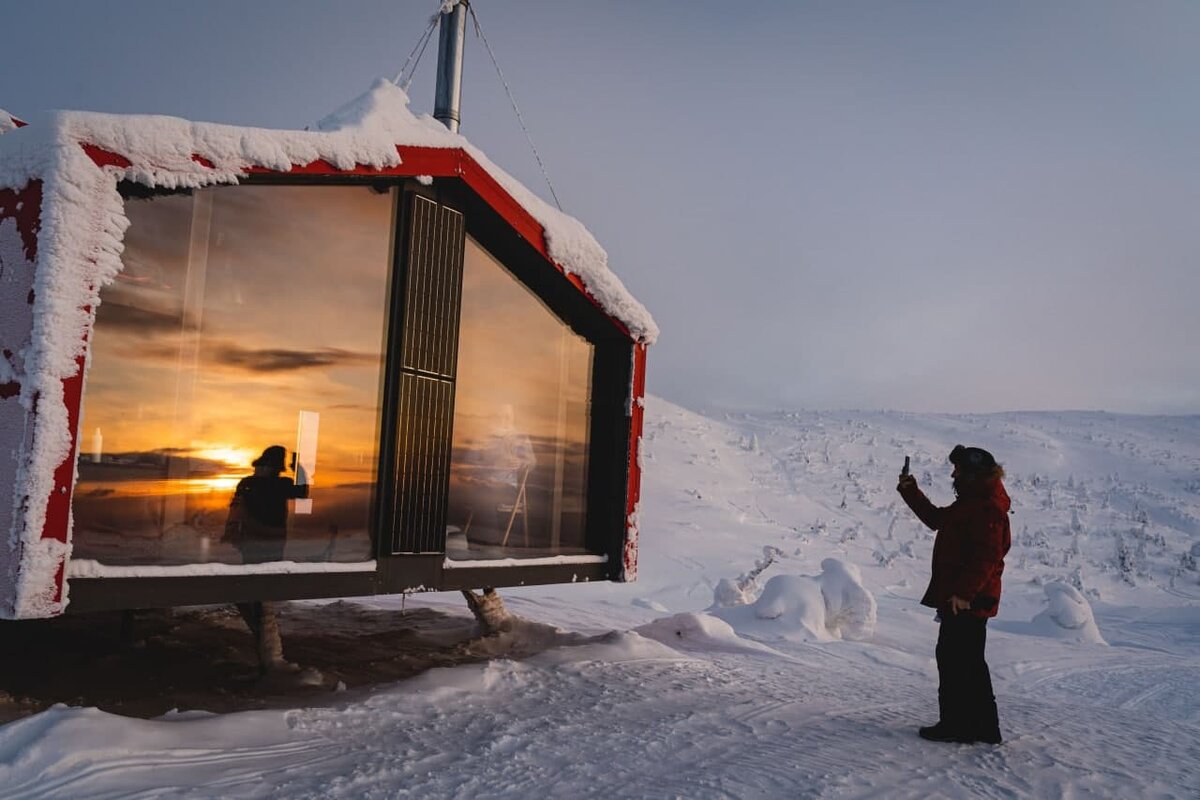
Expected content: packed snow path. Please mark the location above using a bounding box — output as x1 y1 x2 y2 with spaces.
2 617 1196 799
1 398 1197 798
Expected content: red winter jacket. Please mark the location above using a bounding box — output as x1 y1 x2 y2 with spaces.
899 478 1011 619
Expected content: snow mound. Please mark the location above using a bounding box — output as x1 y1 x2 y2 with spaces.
530 630 685 667
316 78 434 134
384 658 540 705
713 558 877 642
1030 581 1107 645
817 559 878 640
637 612 778 656
713 577 755 607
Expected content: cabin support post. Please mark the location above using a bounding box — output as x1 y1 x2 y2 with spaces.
236 601 289 674
461 587 513 634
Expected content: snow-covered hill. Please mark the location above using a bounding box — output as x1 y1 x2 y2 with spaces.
1 397 1197 798
635 401 1200 613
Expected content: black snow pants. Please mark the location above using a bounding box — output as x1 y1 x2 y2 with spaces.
936 613 1001 737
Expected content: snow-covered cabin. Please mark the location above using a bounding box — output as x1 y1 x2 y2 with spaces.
0 83 654 619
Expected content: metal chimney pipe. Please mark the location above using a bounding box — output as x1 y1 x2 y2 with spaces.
434 1 468 133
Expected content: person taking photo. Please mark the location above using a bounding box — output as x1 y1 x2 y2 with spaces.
897 445 1011 745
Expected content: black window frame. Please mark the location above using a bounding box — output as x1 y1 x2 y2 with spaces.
66 175 633 612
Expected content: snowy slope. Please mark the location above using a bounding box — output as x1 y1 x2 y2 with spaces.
1 397 1197 798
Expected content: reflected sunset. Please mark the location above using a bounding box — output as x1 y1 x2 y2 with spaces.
73 184 395 566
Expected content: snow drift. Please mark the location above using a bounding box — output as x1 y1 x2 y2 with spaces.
1029 581 1107 645
713 558 877 642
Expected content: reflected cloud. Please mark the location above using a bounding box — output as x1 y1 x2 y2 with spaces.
102 336 379 376
210 343 378 373
78 448 234 478
96 301 186 334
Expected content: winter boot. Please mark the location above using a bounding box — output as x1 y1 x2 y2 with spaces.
918 722 971 743
237 601 297 675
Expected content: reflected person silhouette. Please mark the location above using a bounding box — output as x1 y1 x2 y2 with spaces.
221 445 310 675
464 404 537 547
222 445 309 564
482 404 536 488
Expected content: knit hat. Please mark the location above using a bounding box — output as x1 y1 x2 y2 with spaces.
948 445 997 473
252 445 287 470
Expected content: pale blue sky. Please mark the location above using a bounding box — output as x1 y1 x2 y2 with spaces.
3 1 1198 413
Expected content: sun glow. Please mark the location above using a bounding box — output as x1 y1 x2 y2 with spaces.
192 446 257 471
195 476 242 492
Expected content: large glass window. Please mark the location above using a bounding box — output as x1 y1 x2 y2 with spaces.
73 185 394 566
447 236 593 560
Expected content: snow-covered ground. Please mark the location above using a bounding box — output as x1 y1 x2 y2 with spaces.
2 397 1198 798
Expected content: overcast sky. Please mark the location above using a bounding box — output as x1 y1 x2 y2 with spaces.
3 1 1198 414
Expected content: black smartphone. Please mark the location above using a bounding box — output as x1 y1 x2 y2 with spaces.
901 456 910 476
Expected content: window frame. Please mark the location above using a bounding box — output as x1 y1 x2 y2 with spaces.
66 174 632 611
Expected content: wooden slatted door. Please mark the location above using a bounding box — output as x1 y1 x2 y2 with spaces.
391 195 465 554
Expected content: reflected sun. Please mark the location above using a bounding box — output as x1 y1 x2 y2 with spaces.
197 476 242 492
192 446 257 470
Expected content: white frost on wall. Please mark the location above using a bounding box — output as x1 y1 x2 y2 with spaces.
0 115 129 617
622 502 641 582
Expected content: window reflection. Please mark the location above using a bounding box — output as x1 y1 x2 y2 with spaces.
447 237 593 560
72 185 394 566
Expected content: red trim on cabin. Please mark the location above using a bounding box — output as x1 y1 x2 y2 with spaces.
36 358 85 604
52 560 65 603
623 343 648 580
30 352 85 605
44 356 86 547
450 151 548 254
81 143 132 169
191 154 215 169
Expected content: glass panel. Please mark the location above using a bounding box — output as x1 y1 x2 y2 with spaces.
447 236 593 560
72 185 394 566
